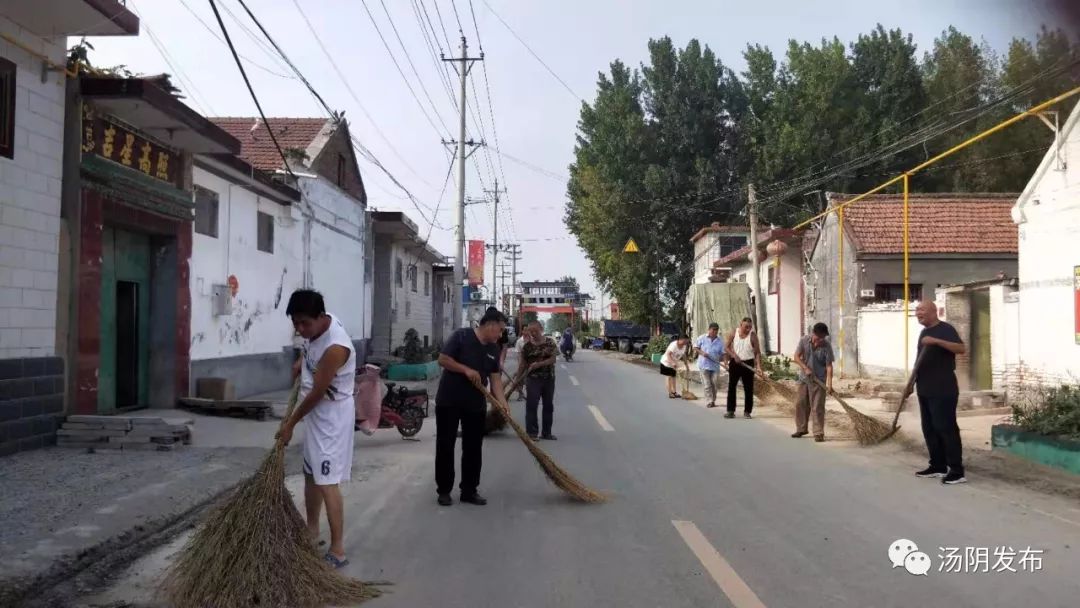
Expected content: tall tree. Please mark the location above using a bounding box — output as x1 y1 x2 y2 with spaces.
567 39 744 326
848 25 927 185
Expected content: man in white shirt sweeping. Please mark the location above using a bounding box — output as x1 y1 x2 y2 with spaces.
277 289 356 569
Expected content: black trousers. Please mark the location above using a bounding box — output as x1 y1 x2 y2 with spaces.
525 375 555 436
727 359 755 414
918 394 964 475
435 405 485 496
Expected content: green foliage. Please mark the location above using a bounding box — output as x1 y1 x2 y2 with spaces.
761 354 798 381
643 335 670 359
400 329 425 364
569 25 1080 327
1011 385 1080 440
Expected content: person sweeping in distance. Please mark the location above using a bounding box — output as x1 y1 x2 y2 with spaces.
435 307 507 507
660 335 691 399
904 300 968 485
693 323 726 409
277 289 357 569
724 317 762 419
513 331 528 401
520 321 559 440
792 322 834 443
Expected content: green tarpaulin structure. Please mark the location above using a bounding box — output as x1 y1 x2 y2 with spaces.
685 283 753 339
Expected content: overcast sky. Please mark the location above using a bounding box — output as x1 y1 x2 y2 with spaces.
83 0 1056 317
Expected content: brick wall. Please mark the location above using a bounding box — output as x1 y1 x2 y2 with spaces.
0 17 65 360
0 356 64 455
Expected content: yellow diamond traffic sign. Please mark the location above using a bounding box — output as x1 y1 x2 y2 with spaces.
623 238 640 253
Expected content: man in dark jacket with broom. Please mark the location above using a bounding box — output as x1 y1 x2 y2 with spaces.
435 307 507 506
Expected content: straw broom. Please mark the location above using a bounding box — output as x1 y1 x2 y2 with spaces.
868 349 928 444
680 365 699 400
472 379 607 503
807 376 894 446
484 371 526 434
160 381 382 608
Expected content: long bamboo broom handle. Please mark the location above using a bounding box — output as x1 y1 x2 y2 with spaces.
471 378 513 421
890 349 928 429
273 379 302 450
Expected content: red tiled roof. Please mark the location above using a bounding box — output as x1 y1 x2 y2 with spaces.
833 193 1018 255
209 117 329 172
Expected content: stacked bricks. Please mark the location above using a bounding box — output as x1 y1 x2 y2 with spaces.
57 415 192 451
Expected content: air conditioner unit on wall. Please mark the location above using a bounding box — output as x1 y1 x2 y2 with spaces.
859 289 875 299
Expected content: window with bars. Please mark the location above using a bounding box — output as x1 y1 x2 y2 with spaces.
767 266 778 295
408 265 417 292
874 283 923 302
423 271 430 296
395 258 403 287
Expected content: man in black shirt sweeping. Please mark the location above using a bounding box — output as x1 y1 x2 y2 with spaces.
904 300 968 485
435 307 507 506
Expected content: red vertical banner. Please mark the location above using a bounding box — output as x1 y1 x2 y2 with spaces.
1074 266 1080 345
467 240 485 287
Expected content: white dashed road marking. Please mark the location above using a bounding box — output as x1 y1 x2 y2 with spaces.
588 405 615 431
569 375 580 386
672 520 767 608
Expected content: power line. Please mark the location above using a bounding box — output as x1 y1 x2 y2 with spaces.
448 0 466 34
480 0 582 102
377 0 455 131
358 0 449 136
468 0 518 241
288 0 436 187
410 0 459 108
175 0 295 79
756 53 1080 206
232 0 441 229
207 0 296 184
427 0 456 52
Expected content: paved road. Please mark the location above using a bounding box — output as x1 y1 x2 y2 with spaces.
84 350 1080 608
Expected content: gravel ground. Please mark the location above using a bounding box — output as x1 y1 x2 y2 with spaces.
0 444 269 606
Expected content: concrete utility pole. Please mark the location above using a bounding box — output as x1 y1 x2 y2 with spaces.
748 184 769 350
484 180 506 303
442 37 483 328
505 243 521 316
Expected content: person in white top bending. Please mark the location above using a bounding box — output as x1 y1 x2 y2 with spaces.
277 289 357 569
659 335 691 399
724 317 762 419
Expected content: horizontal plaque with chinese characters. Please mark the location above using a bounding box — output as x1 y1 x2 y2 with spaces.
81 103 179 187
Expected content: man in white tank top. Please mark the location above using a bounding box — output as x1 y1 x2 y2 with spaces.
724 317 762 418
278 289 356 569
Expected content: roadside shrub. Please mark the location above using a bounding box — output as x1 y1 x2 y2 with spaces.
762 354 798 381
643 335 670 360
400 329 425 364
1011 384 1080 440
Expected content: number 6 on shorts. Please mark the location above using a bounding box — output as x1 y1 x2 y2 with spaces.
321 460 330 475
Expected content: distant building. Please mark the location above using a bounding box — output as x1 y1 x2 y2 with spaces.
370 211 447 355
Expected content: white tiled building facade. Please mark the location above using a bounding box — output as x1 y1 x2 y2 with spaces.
0 16 65 359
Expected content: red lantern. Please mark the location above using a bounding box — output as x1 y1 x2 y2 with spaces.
766 240 788 257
